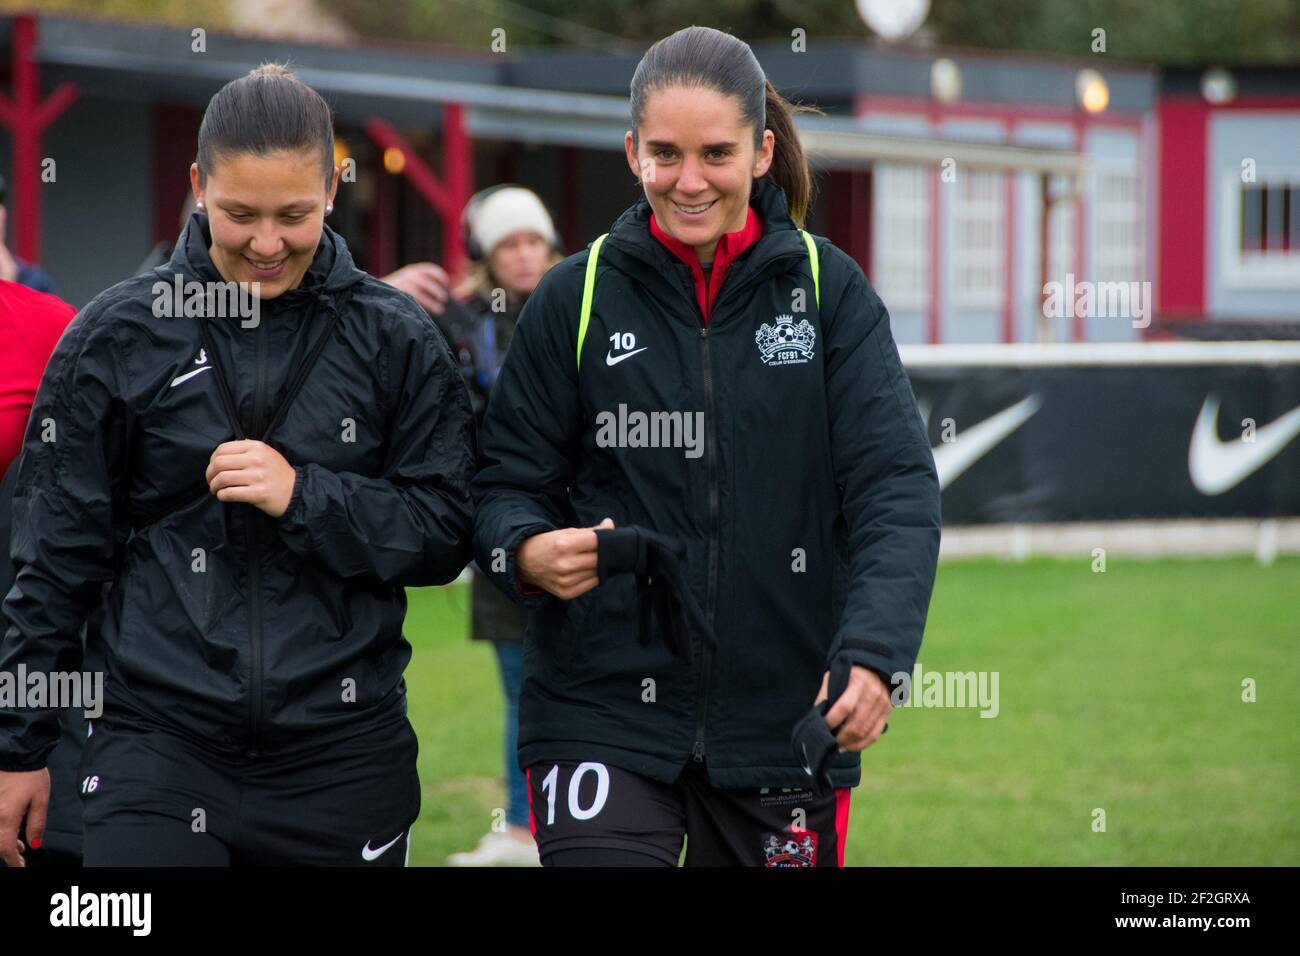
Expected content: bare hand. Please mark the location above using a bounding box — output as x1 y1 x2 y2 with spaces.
381 262 452 315
517 518 614 600
205 440 297 518
0 769 50 868
814 666 892 753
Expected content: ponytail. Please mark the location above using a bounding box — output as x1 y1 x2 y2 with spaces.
761 79 823 228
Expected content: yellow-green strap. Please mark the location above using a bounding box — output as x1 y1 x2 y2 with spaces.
799 228 820 310
576 233 608 372
577 229 819 371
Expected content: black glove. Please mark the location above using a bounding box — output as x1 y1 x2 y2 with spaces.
790 654 889 793
594 526 715 662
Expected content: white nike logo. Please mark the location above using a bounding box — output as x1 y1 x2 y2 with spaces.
921 395 1043 490
1188 394 1300 496
361 833 404 861
170 365 212 387
606 347 648 366
800 742 813 777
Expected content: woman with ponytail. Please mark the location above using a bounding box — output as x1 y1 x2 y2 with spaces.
473 27 940 866
0 64 475 866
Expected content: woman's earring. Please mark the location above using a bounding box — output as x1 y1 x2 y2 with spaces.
326 203 333 214
196 200 205 211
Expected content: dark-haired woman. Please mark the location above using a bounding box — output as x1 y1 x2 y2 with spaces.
0 64 476 866
473 27 941 867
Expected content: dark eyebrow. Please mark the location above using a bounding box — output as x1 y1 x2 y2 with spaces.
646 140 739 151
219 200 317 212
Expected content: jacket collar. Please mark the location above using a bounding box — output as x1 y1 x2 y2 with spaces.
600 176 807 316
649 204 762 324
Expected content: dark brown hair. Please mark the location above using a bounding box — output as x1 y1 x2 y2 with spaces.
195 63 334 188
629 26 823 228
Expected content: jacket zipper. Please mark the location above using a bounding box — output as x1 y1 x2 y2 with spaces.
668 246 806 765
692 322 718 764
246 318 269 758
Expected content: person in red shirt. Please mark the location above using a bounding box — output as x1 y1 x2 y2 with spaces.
0 280 76 475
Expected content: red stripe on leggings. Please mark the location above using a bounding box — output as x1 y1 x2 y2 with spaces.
525 767 537 837
834 787 851 867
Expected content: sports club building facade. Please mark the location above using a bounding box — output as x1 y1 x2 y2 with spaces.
1 12 1297 547
3 11 1296 336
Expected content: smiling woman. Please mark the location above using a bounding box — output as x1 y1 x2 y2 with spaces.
471 25 942 868
0 63 477 868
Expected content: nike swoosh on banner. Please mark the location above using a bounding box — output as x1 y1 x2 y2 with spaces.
1188 394 1300 496
170 366 212 387
606 347 648 366
361 833 404 861
930 395 1043 490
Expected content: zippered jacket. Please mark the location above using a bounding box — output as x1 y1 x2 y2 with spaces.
0 213 476 770
471 177 941 788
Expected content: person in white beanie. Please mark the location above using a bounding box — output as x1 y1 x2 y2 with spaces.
443 184 564 866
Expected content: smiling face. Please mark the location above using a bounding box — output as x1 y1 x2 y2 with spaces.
189 147 339 298
625 85 773 265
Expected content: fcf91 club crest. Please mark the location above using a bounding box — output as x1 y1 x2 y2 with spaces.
761 831 818 867
755 314 816 366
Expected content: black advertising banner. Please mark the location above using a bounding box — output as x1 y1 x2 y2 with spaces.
902 345 1300 525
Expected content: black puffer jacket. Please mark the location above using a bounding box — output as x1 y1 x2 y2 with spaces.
0 212 476 769
472 177 941 789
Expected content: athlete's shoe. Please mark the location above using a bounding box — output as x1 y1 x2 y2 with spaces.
446 830 541 867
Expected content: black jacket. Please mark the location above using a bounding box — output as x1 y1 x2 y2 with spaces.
471 177 941 789
1 457 84 855
0 212 476 770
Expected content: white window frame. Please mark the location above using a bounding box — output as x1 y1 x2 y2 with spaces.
1219 166 1300 289
1093 160 1143 287
952 168 1003 309
871 163 929 311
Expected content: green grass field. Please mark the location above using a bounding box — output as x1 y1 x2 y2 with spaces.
403 556 1300 866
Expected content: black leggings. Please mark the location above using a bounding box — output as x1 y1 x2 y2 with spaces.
544 846 674 867
83 810 231 866
80 717 419 866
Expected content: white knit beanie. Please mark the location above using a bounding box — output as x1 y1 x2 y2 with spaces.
470 187 557 256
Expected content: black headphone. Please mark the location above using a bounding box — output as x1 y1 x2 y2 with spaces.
460 183 561 262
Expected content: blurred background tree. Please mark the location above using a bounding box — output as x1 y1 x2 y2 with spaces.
5 0 1298 63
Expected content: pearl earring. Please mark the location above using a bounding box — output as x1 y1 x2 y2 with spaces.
196 200 205 211
326 203 333 214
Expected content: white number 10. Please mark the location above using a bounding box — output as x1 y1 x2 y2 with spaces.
541 762 610 824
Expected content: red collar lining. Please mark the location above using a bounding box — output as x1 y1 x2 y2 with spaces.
649 204 763 325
